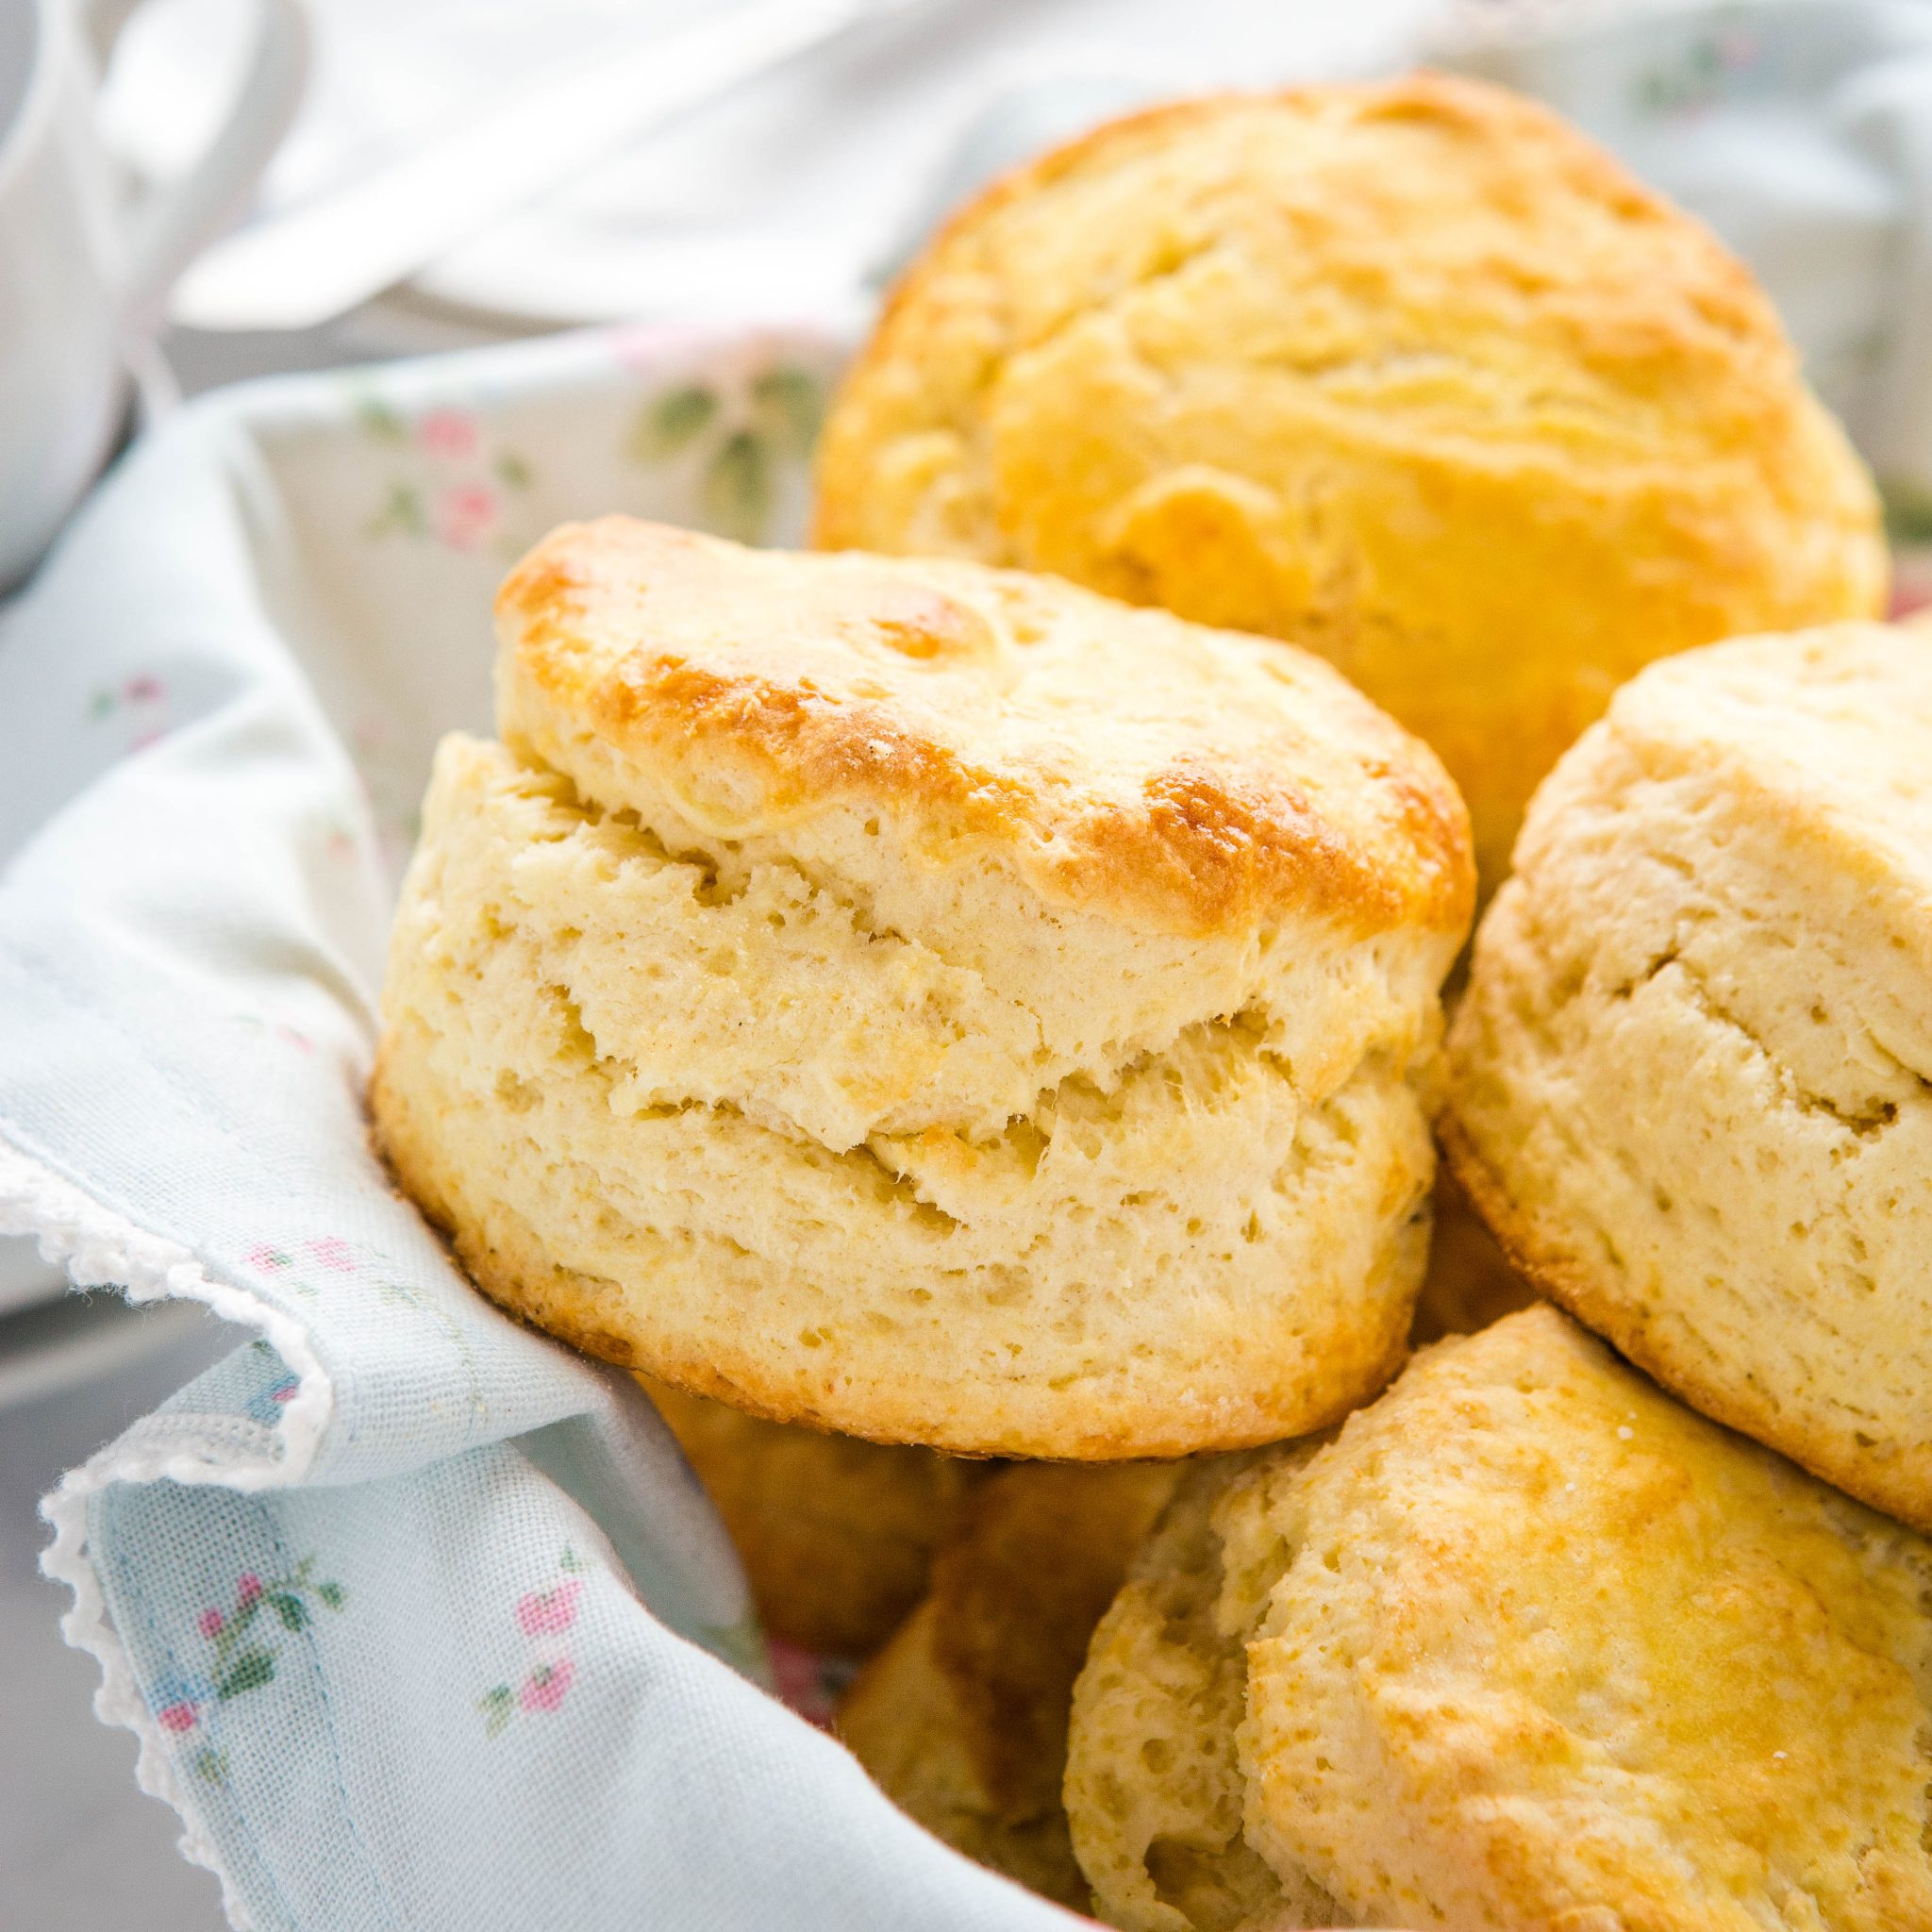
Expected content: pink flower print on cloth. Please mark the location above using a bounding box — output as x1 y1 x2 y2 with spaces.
481 1550 589 1738
86 672 172 753
147 1670 225 1784
520 1657 575 1714
354 387 535 556
416 407 478 460
241 1234 396 1306
516 1578 582 1638
150 1559 347 1785
240 1341 301 1424
435 483 499 551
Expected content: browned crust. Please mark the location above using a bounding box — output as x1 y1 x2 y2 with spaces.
817 74 1747 481
495 517 1474 945
836 1596 1094 1910
1439 1104 1932 1534
370 1039 1413 1463
810 72 1783 555
811 71 1885 923
453 1224 1406 1463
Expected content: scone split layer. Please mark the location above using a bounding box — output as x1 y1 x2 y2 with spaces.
1065 1305 1932 1932
374 519 1472 1457
812 74 1885 894
1446 623 1932 1527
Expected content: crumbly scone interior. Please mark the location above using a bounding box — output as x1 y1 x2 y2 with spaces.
375 725 1443 1451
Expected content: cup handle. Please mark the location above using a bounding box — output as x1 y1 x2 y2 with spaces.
85 0 311 323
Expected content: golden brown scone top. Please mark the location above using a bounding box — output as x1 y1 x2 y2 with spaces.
824 75 1797 503
1239 1307 1932 1928
811 74 1884 891
495 516 1471 943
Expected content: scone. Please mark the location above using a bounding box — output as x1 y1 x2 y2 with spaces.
640 1378 983 1657
1445 624 1932 1528
1065 1306 1932 1932
372 517 1472 1457
839 1461 1179 1909
811 75 1885 894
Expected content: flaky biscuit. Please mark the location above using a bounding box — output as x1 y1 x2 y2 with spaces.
838 1461 1179 1910
1446 624 1932 1527
373 519 1471 1457
1065 1306 1932 1931
812 75 1884 894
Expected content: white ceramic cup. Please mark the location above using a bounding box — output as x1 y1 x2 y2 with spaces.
0 0 307 587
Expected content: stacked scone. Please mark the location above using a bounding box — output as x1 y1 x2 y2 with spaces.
375 516 1472 1463
371 67 1932 1932
840 1462 1182 1909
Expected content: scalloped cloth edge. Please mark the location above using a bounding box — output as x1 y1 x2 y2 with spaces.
0 1132 337 1932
